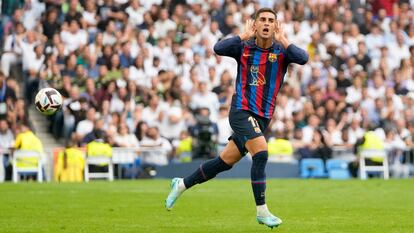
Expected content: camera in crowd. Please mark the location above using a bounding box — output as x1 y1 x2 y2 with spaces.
190 108 218 159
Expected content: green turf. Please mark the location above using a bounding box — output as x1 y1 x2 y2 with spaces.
0 179 413 233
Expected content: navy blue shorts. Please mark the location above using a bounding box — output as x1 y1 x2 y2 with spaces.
228 108 270 155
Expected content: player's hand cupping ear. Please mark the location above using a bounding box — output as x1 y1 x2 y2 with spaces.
239 19 256 41
274 21 290 48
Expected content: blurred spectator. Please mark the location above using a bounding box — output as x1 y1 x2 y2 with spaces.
0 119 14 182
140 125 172 166
0 71 17 118
298 129 332 164
216 105 232 153
114 123 140 148
1 22 25 77
54 140 85 182
75 106 96 141
14 122 44 180
134 120 149 142
349 129 385 177
86 130 112 173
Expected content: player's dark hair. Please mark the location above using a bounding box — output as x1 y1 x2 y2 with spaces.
254 8 277 20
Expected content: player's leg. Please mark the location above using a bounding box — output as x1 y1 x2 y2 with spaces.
245 134 282 228
165 140 242 210
183 140 241 188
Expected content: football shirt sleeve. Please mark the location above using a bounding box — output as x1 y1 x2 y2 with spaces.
285 44 309 65
213 36 243 60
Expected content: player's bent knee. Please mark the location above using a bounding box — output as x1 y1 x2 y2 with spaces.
246 136 268 156
220 141 242 166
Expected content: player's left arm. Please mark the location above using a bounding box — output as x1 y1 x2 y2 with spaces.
274 21 309 65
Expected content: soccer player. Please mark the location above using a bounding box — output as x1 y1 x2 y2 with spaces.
165 8 308 228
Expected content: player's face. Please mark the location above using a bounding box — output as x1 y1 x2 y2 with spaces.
254 12 276 39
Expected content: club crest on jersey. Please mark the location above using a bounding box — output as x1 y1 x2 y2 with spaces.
268 53 277 62
249 65 266 86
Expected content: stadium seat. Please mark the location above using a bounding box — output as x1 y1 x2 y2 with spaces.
12 150 43 183
84 156 114 182
359 149 389 180
111 147 139 179
326 159 351 179
300 158 327 178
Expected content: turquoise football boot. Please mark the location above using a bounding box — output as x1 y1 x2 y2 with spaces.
257 214 283 229
165 178 184 211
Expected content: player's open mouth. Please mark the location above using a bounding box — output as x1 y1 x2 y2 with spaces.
263 28 269 32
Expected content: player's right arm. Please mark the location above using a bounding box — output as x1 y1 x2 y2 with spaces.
213 20 255 59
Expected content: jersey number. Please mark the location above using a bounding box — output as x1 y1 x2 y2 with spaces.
248 116 262 133
248 116 259 128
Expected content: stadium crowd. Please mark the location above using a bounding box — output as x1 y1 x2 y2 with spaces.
1 0 414 177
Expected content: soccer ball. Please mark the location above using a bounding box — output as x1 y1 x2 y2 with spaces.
34 88 62 115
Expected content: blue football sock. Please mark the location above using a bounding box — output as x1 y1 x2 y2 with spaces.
251 151 268 206
183 156 232 189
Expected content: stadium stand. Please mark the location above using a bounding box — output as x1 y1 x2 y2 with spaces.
1 0 414 181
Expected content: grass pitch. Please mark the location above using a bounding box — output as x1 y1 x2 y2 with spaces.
0 179 413 233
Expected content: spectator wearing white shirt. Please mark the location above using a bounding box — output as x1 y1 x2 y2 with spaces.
129 55 150 87
190 82 220 122
126 0 146 27
302 114 320 144
152 38 174 70
102 20 117 46
140 126 172 166
154 9 177 38
60 20 87 52
160 104 185 141
324 21 344 47
323 118 343 146
201 21 223 50
347 118 365 145
76 107 96 140
346 75 363 104
365 24 385 60
114 123 140 148
17 30 39 72
82 0 99 36
367 72 386 100
142 94 167 126
216 105 232 153
387 32 410 71
1 22 24 77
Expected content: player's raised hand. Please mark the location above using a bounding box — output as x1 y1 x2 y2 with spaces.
274 21 286 42
239 19 255 41
274 21 290 48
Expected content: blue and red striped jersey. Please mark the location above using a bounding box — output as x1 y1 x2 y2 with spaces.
214 36 308 119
